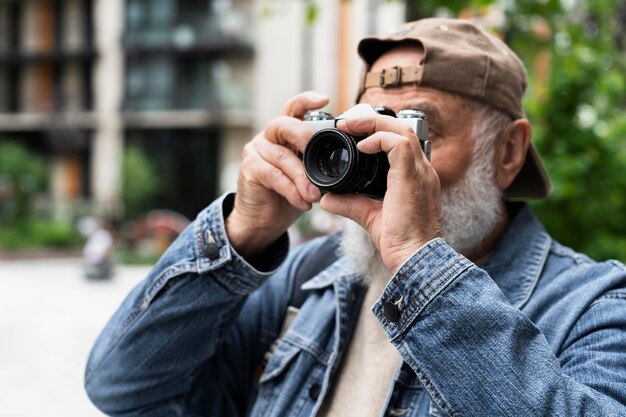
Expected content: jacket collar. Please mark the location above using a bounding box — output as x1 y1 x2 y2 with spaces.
483 203 552 309
303 203 552 310
301 255 361 291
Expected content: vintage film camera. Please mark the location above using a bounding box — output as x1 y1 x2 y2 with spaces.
303 104 430 199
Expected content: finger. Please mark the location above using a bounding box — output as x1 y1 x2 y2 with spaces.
260 167 312 212
254 139 321 202
320 193 380 230
338 114 420 143
356 131 416 155
355 132 424 182
242 152 313 212
264 116 317 153
338 114 428 161
282 91 329 118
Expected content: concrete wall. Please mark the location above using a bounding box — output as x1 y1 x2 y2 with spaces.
254 0 407 128
91 0 124 212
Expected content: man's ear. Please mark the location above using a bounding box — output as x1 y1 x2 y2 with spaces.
495 119 531 190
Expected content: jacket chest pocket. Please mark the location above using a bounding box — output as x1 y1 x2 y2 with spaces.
250 339 327 417
390 367 445 417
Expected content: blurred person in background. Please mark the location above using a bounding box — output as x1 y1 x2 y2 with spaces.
85 18 626 416
80 216 114 280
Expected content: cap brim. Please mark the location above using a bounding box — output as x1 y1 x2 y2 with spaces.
505 144 551 199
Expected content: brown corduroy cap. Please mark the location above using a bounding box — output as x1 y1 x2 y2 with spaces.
356 18 551 199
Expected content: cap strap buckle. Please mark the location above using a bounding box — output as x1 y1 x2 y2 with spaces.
362 65 422 90
380 66 402 88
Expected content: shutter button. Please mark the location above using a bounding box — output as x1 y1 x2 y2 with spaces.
309 383 321 401
383 301 401 322
204 230 220 259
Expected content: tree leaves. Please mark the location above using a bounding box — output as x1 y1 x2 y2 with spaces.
407 0 626 260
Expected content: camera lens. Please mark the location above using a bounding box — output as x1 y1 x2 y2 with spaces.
304 129 356 190
319 146 349 178
303 128 387 197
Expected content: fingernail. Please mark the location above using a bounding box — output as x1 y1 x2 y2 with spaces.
308 184 321 198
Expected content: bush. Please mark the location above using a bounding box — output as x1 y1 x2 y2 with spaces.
121 145 160 220
406 0 626 261
0 219 83 252
0 140 48 221
0 140 81 252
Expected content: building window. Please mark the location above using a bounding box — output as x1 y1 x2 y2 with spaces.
126 56 176 111
123 0 253 111
124 128 220 219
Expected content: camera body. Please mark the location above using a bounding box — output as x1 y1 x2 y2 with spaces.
303 103 430 199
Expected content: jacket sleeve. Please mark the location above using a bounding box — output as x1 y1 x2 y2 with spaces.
372 238 626 416
84 193 297 416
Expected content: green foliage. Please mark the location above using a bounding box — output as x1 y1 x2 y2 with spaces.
114 248 162 265
0 219 82 251
0 141 47 188
0 140 83 251
505 1 626 261
405 0 626 261
0 140 48 221
122 145 160 220
305 2 319 25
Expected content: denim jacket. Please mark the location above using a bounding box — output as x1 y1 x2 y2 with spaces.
85 194 626 416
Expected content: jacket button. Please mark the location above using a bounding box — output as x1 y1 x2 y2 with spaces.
203 242 220 259
383 301 400 322
309 383 321 401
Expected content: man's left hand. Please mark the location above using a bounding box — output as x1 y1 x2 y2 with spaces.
319 114 442 273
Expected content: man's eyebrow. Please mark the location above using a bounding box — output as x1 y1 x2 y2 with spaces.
401 102 440 123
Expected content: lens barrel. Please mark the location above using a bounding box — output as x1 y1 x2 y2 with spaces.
303 128 388 198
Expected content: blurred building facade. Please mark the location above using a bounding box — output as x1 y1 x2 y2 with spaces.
0 0 406 221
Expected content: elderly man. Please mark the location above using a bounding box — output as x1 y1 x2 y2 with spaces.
85 18 626 416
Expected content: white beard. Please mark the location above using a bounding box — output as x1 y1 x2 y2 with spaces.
339 218 390 285
339 151 503 286
439 148 503 256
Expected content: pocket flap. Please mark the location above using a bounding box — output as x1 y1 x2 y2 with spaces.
258 341 300 384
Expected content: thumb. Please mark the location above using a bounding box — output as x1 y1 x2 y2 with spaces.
320 193 380 231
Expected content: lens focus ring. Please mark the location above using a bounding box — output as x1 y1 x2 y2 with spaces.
303 128 382 195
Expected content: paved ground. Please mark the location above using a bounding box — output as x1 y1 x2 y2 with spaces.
0 258 152 417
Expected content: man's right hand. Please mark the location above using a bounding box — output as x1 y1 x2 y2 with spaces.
225 92 327 259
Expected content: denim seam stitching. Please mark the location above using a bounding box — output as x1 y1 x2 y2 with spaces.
516 235 551 308
589 291 626 307
86 263 200 383
392 239 446 287
212 270 255 294
283 333 331 365
85 309 142 383
399 259 470 328
258 343 300 383
194 213 205 262
144 263 196 303
398 343 457 417
85 299 151 383
549 242 587 265
409 262 469 319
